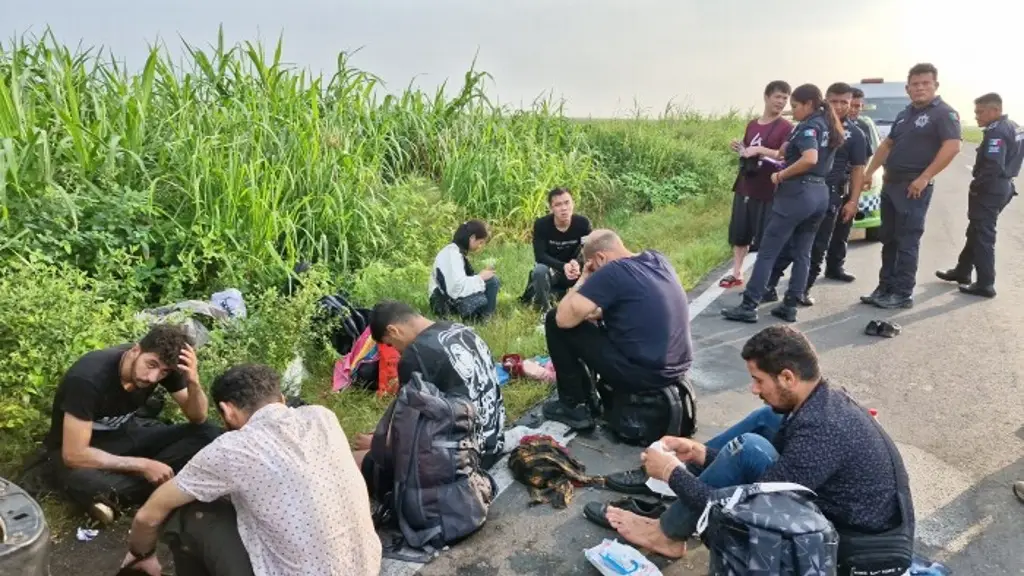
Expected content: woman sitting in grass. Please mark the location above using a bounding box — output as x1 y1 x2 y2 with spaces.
429 219 501 321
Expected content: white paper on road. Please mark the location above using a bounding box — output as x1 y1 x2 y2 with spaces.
644 441 678 497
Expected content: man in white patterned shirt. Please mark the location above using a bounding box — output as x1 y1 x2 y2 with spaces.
119 364 381 576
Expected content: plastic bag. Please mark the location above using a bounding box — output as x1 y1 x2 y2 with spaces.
584 539 662 576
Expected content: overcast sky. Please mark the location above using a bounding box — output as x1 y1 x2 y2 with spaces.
4 0 1023 120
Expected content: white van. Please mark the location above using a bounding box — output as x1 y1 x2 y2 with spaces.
851 78 910 139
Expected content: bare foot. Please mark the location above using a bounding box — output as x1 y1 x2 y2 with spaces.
606 506 687 559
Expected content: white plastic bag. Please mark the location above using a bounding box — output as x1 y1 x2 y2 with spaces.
644 441 677 497
584 538 662 576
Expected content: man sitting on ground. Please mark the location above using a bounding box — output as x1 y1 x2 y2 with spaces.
524 187 593 310
541 229 693 434
606 326 910 565
44 324 220 523
119 364 380 576
355 301 507 476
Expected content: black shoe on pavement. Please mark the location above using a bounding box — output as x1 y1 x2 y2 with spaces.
935 269 971 284
860 287 887 305
825 269 856 282
762 287 779 303
958 283 996 298
873 293 914 309
542 400 596 431
583 497 667 530
796 293 815 307
605 467 656 496
770 295 800 323
721 296 759 323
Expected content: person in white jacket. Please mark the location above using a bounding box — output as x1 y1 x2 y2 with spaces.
429 220 501 320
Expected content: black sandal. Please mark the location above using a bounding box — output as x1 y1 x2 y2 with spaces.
865 319 901 338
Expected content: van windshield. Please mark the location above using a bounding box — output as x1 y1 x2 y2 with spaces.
862 97 910 125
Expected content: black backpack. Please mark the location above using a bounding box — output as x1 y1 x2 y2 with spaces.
313 294 371 356
698 482 840 575
600 375 698 446
368 372 495 550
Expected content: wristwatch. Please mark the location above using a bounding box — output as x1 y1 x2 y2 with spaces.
128 546 157 563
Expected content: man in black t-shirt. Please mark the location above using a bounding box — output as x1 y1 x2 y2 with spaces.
523 187 593 310
354 301 508 495
541 230 693 437
45 324 220 522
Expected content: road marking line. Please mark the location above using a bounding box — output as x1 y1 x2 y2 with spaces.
688 252 757 320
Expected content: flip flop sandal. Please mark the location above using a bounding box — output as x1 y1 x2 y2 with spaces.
719 275 743 289
583 497 667 530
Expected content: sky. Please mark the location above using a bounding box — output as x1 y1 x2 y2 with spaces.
4 0 1023 121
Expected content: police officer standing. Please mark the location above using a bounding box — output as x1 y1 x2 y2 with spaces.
722 84 846 323
935 93 1022 297
861 63 962 309
763 83 868 305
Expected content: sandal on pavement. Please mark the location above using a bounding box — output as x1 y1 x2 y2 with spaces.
719 275 743 289
583 497 668 530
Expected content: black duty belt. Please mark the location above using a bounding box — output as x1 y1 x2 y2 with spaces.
798 175 826 184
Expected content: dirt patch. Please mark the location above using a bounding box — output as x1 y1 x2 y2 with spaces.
47 519 176 576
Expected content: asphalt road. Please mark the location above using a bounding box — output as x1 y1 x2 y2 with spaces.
396 145 1024 575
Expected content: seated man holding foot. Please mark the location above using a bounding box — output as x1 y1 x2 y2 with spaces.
44 324 220 523
540 229 693 443
603 326 911 569
119 364 380 576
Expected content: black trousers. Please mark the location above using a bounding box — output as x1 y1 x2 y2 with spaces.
826 200 854 273
162 500 254 576
50 419 221 510
544 310 666 406
877 180 933 298
954 181 1015 287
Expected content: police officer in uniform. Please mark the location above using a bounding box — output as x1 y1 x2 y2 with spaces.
763 83 868 305
861 63 962 309
722 84 846 323
935 92 1022 297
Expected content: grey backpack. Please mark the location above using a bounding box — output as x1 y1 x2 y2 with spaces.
697 482 839 575
369 372 496 550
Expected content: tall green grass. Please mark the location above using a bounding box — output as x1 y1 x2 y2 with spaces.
0 30 746 493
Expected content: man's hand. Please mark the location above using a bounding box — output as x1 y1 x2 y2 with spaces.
121 552 162 576
480 269 495 281
730 139 743 153
862 170 876 191
564 261 580 281
641 445 682 483
660 436 706 467
907 176 930 199
178 344 199 388
140 460 174 485
840 201 858 223
740 145 761 158
354 432 372 451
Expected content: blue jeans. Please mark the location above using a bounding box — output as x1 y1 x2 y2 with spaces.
659 409 783 541
703 406 783 452
454 276 501 320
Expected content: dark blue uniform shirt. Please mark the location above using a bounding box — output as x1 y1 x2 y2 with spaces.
855 117 874 158
784 110 836 178
972 115 1024 191
884 96 961 177
668 380 903 533
827 118 868 185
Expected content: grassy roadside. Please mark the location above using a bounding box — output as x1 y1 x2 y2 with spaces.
0 31 741 540
963 126 983 144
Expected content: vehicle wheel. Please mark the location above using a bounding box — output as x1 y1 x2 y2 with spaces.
864 226 881 242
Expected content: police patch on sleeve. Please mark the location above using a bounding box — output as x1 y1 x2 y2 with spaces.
949 111 959 122
802 128 817 137
988 138 1002 153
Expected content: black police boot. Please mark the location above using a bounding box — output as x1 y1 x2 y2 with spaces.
874 293 914 309
770 295 800 322
721 295 759 323
860 287 887 305
825 268 856 282
935 268 971 284
762 287 779 303
958 283 996 298
542 399 596 431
